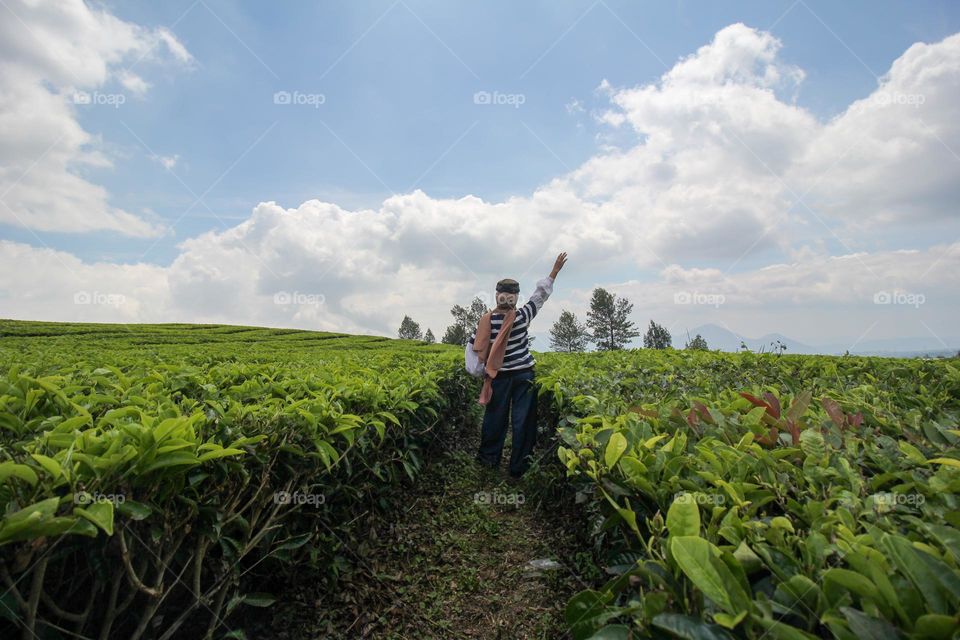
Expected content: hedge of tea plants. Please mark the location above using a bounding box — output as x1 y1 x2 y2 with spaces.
0 321 475 639
536 349 960 639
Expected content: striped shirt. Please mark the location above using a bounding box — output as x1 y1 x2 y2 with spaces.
468 277 554 372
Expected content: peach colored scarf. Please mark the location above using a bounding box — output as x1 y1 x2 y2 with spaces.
472 308 517 405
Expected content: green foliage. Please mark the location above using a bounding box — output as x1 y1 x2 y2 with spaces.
540 348 960 639
398 314 423 340
643 320 672 349
550 309 591 352
687 333 709 351
443 296 489 346
586 288 639 351
0 320 472 639
4 319 959 639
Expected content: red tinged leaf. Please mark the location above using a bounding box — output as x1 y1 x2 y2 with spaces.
740 392 767 408
740 391 780 418
629 406 659 419
785 419 801 446
849 413 863 429
693 401 714 424
762 392 782 418
687 408 699 427
756 426 779 448
821 397 846 428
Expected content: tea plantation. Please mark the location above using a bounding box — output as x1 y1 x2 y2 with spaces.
1 321 958 639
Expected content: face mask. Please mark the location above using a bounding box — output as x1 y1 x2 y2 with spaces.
496 292 518 309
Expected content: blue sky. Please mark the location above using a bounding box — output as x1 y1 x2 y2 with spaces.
1 0 959 350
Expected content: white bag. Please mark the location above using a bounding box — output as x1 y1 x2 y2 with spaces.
464 342 485 378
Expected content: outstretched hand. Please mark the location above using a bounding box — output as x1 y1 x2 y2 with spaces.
549 252 568 279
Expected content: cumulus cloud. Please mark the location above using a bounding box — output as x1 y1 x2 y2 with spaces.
561 242 960 344
793 32 960 225
2 21 958 345
0 0 192 236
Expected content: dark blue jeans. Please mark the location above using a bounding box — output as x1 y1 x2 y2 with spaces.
477 367 538 477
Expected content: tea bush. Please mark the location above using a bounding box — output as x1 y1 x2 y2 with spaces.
0 321 474 639
536 349 960 639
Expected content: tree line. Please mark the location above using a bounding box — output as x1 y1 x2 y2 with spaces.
398 287 709 352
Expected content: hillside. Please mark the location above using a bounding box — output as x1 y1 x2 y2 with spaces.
1 320 959 639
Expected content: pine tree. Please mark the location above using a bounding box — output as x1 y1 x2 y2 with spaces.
585 288 639 350
441 296 489 346
424 328 435 343
685 333 708 350
643 320 672 349
398 315 423 340
549 310 590 352
441 324 468 345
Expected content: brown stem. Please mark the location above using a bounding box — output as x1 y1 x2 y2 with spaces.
127 532 187 640
0 562 28 610
39 587 87 622
202 577 232 640
118 529 162 597
97 566 126 640
22 556 48 640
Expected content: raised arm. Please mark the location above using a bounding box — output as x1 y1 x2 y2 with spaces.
524 252 567 319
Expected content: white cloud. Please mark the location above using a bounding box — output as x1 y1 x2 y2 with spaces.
153 154 179 170
2 22 958 345
793 33 960 225
0 0 192 237
119 71 151 97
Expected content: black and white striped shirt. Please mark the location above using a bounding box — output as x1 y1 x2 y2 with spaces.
468 277 554 372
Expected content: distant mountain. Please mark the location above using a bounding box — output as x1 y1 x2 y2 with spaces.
683 324 959 358
683 324 817 354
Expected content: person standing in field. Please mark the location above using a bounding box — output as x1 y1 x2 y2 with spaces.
466 252 568 478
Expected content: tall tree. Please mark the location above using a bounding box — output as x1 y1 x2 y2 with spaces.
441 324 468 345
423 328 436 343
685 333 708 350
643 320 672 349
550 310 590 352
585 288 639 350
398 315 423 340
441 296 489 346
